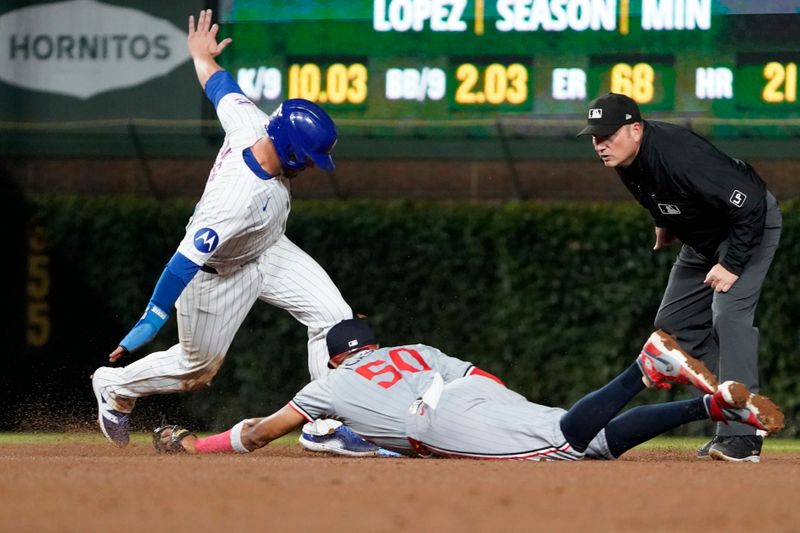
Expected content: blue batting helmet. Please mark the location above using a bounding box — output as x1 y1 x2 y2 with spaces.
266 99 337 172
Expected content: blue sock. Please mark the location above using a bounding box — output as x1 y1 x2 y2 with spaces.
560 362 645 453
604 398 709 458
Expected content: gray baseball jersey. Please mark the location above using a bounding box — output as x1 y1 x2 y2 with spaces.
289 344 611 460
94 91 351 412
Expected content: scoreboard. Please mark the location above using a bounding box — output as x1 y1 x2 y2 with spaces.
218 0 800 137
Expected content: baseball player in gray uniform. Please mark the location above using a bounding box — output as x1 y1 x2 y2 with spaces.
92 9 352 447
153 319 783 460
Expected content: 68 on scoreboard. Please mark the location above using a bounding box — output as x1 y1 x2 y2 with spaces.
234 54 800 115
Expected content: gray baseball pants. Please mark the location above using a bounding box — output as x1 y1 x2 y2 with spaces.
654 192 781 437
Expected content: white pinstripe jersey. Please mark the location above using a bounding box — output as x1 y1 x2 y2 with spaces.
289 344 474 453
177 92 290 274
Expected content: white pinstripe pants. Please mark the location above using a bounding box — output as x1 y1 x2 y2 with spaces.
404 376 613 460
96 235 352 411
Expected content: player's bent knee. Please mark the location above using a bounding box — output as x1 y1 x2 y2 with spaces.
328 302 353 323
180 354 225 390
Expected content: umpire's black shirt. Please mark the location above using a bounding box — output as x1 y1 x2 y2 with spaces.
616 120 767 276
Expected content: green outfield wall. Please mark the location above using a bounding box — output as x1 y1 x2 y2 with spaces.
11 196 800 435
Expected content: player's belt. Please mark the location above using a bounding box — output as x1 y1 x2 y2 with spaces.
200 264 218 274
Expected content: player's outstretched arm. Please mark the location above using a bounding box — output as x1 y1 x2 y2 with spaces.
156 405 305 454
187 9 249 113
188 9 232 89
109 252 201 362
237 406 306 451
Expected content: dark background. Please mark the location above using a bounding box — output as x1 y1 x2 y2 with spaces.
2 0 799 436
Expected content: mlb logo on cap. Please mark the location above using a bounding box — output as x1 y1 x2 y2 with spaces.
577 93 642 137
326 318 378 368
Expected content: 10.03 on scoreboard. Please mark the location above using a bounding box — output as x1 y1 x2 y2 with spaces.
220 0 800 133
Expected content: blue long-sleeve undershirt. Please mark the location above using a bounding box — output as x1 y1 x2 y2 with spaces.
118 252 201 353
204 69 244 109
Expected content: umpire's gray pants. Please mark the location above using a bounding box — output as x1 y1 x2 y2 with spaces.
654 193 781 436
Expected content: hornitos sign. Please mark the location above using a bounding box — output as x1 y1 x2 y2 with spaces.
0 0 189 99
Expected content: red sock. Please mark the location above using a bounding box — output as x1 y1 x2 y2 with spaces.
194 429 234 454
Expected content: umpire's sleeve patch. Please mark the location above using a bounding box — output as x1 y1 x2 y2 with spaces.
729 190 747 207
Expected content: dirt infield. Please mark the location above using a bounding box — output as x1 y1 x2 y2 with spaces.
1 442 799 533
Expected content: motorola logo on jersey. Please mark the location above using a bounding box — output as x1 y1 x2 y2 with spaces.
194 228 219 253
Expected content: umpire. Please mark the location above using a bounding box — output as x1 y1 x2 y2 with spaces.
577 93 782 462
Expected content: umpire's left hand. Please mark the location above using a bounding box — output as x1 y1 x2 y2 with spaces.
704 263 739 293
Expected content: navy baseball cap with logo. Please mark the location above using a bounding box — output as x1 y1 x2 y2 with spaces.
577 93 642 137
326 318 377 367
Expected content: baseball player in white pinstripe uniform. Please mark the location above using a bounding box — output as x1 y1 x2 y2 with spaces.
92 9 352 447
153 319 783 460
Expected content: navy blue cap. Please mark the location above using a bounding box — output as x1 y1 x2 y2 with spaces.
326 319 377 366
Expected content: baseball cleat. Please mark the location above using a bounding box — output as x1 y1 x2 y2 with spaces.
695 436 720 459
704 381 784 434
707 435 764 463
636 330 718 394
91 368 131 447
299 420 400 457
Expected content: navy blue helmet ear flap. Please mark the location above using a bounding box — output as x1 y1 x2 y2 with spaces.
267 98 337 172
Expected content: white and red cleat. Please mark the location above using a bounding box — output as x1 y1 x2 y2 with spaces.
637 330 718 394
704 381 785 434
